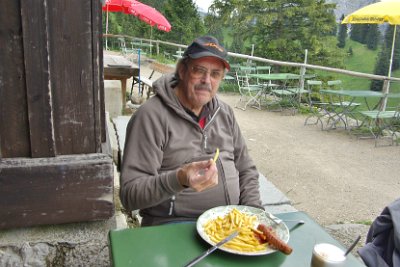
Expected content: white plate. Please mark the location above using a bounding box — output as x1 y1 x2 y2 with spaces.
196 205 290 256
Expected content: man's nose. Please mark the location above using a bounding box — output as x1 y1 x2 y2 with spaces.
200 71 212 82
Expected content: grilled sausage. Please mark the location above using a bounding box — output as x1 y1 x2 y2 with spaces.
255 224 293 255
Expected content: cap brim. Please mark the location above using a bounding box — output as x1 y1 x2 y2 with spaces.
188 52 230 71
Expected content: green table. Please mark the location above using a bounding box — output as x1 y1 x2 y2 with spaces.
249 73 300 80
319 90 384 130
320 90 383 110
108 211 365 267
248 73 316 81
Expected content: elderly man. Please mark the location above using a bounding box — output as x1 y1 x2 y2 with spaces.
120 36 263 226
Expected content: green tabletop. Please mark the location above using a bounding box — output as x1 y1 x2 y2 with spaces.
320 90 384 97
223 74 235 80
249 73 316 81
248 73 299 80
108 211 365 267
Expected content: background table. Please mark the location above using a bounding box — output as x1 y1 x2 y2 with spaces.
109 211 366 267
103 54 139 108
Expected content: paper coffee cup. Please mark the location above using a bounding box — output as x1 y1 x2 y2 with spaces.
311 243 346 267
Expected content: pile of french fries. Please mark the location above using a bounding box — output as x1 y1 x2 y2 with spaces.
203 208 267 252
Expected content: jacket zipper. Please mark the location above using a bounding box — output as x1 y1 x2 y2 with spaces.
168 195 176 216
202 106 221 150
170 106 221 216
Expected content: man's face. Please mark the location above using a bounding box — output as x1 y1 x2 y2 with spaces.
178 57 225 110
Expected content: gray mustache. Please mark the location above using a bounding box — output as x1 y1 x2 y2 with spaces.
195 84 211 91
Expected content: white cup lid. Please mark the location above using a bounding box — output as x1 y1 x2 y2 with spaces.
314 243 346 262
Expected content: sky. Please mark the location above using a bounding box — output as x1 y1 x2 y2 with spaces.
193 0 213 12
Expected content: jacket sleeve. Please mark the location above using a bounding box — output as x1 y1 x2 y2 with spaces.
228 106 264 209
119 103 185 211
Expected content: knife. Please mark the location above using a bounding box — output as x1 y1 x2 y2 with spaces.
183 231 239 267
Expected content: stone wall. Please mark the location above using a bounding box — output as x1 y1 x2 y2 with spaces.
0 219 114 266
0 120 126 267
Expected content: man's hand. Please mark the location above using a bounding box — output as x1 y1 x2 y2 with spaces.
177 159 218 192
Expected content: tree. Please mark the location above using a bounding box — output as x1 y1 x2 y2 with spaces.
208 0 259 55
350 23 379 50
163 0 206 45
208 0 343 69
337 14 347 48
348 46 353 56
349 24 365 43
371 25 400 91
203 14 225 44
365 25 379 50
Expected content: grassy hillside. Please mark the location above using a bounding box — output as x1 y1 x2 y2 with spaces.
316 39 400 109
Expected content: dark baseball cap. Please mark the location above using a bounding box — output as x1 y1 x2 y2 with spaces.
183 36 230 70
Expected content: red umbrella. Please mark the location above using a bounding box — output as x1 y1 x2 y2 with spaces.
103 0 133 48
128 0 171 32
102 0 171 33
102 0 136 13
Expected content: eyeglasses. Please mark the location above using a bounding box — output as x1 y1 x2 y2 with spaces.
188 65 224 80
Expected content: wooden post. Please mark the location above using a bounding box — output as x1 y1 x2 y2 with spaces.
298 49 308 103
0 0 114 229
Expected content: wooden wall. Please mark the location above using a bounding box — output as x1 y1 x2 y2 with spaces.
0 0 113 229
0 0 105 158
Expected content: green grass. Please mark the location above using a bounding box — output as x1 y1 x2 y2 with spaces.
315 39 400 110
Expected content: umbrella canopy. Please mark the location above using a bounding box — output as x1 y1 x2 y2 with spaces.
102 0 131 13
342 0 400 110
102 0 171 49
128 1 171 32
102 0 171 32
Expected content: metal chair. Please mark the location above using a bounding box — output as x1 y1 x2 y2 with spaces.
323 80 361 130
304 80 329 129
357 105 400 146
234 67 263 110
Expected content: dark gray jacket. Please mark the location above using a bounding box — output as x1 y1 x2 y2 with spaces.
120 74 263 226
358 198 400 267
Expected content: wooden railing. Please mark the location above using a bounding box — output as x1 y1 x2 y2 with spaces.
104 34 400 110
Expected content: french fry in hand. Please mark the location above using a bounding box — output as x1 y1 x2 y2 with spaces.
212 148 220 163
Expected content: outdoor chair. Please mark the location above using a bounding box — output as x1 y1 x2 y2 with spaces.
322 80 361 130
255 65 275 85
357 104 400 147
304 80 329 129
267 75 303 115
234 69 263 111
285 77 310 106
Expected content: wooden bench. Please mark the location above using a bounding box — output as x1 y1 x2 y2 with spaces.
133 76 154 99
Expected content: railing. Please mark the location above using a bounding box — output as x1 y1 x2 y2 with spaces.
103 34 400 109
103 34 400 82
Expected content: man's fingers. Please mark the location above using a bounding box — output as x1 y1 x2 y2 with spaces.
191 166 218 192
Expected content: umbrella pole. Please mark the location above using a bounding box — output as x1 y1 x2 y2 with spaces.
105 7 109 50
138 48 141 96
150 27 153 55
381 25 397 111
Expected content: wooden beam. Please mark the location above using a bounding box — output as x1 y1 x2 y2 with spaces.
0 153 114 230
92 0 106 146
21 0 56 157
47 0 98 155
0 0 31 157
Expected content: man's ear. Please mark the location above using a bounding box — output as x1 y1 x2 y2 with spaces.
177 63 186 80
